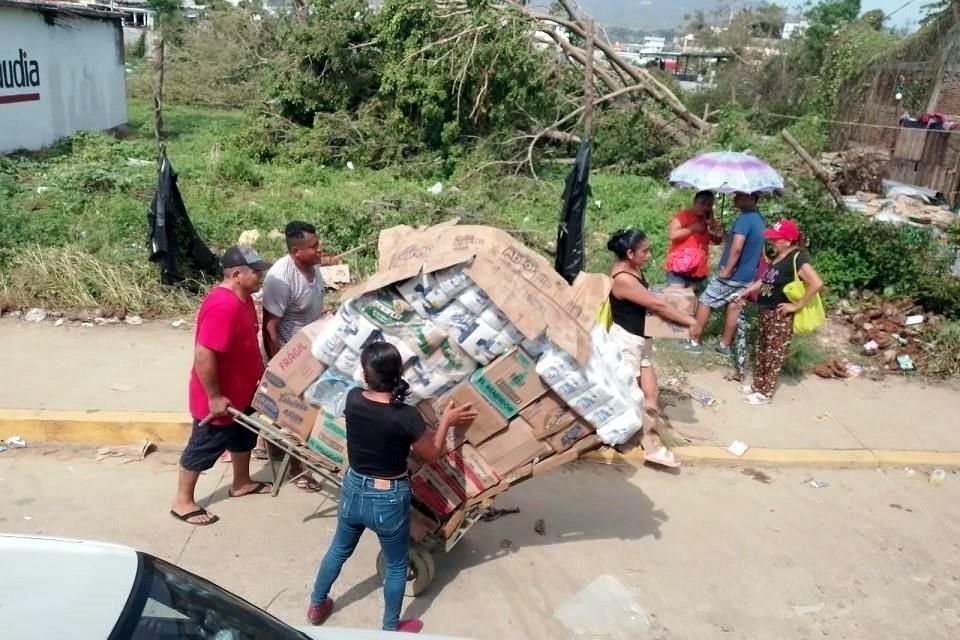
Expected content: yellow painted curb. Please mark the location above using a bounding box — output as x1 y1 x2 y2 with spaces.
0 410 191 446
584 445 960 468
3 410 960 469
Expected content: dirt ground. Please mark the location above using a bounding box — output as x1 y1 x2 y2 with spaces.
2 448 959 640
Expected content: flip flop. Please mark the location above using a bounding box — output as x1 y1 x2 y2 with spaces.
228 481 272 498
170 508 219 526
295 477 323 492
644 447 681 468
252 447 269 460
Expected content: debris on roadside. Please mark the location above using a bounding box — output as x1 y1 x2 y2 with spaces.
24 308 47 323
96 439 156 463
171 319 188 329
4 436 26 449
727 440 749 457
480 506 520 522
534 518 546 535
124 315 143 326
838 297 942 373
929 469 946 486
806 479 830 489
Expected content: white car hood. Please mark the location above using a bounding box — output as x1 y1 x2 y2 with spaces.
296 625 468 640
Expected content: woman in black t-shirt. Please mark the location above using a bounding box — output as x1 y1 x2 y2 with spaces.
735 219 823 405
307 342 476 633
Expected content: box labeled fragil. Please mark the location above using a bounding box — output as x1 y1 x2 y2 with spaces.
644 286 697 340
520 392 578 439
307 410 347 467
262 319 330 395
433 380 507 446
476 416 552 476
469 348 546 419
251 384 318 442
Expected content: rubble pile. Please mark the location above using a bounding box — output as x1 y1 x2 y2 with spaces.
821 149 889 195
840 298 945 372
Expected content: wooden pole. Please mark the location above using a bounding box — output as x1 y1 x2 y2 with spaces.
153 37 165 159
582 18 595 140
781 129 843 207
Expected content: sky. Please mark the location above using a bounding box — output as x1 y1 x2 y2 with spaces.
573 0 929 33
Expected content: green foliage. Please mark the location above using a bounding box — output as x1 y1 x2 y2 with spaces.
813 17 898 116
268 0 380 125
799 0 862 73
130 33 147 59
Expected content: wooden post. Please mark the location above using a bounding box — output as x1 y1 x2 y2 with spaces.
781 129 843 207
153 37 165 159
582 18 595 141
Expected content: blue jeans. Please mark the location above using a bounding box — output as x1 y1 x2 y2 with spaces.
310 468 411 630
665 272 706 289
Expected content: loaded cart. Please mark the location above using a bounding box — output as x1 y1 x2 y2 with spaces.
243 222 648 596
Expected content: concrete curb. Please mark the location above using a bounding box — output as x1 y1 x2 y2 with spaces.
3 410 960 468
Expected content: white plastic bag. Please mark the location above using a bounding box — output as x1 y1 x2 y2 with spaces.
594 410 642 446
458 284 491 315
311 318 347 365
304 370 356 416
430 301 476 332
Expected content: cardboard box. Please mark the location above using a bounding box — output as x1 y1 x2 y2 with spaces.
306 410 348 468
534 434 602 477
251 384 319 442
476 417 553 477
262 319 330 396
412 465 463 517
545 420 595 454
470 348 546 420
434 381 508 446
432 444 500 500
644 286 697 340
520 392 578 439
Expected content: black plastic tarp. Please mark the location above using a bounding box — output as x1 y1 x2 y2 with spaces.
147 151 220 287
554 139 591 284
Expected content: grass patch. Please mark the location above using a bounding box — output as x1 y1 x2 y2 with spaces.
0 97 691 314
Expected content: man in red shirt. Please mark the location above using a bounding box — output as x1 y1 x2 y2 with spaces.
170 246 272 526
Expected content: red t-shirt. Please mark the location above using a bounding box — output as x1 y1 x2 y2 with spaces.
188 287 264 425
667 209 711 279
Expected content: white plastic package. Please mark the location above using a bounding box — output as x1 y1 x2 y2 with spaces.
381 334 418 365
336 313 382 352
430 301 476 333
458 284 491 315
479 306 509 331
568 385 615 416
304 370 356 416
584 396 629 428
454 320 502 365
594 410 643 446
332 346 361 378
405 359 455 402
396 273 436 317
425 267 472 309
311 318 347 365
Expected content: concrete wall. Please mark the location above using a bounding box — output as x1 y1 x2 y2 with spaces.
0 6 128 154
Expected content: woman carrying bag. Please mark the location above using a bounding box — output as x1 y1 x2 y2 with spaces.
665 190 724 289
735 219 824 406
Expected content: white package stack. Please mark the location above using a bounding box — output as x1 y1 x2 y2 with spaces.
425 266 472 310
430 300 477 333
312 317 347 365
396 272 436 317
405 358 455 404
458 284 491 314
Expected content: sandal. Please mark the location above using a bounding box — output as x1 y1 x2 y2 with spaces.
228 481 272 498
744 392 771 406
252 447 269 461
295 477 323 492
170 508 219 526
644 446 681 468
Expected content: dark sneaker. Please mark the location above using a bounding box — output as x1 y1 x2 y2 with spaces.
306 597 334 625
714 344 732 357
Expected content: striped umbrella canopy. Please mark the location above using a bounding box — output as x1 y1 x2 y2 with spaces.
668 151 785 194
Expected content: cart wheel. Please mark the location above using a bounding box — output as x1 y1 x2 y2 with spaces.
376 545 435 597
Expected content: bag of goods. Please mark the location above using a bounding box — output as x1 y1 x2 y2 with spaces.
457 284 491 315
304 369 356 417
312 317 347 365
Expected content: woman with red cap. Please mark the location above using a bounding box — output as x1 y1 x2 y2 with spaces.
736 219 823 405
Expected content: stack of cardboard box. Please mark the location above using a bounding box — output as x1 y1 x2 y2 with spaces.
251 222 612 540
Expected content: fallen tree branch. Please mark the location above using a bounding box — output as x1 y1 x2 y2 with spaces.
781 129 843 208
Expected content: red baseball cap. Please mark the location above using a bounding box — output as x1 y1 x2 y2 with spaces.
765 219 801 242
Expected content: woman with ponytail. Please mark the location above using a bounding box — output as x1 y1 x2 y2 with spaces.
307 341 477 633
607 228 699 468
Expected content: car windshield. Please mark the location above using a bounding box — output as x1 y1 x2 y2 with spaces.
110 553 310 640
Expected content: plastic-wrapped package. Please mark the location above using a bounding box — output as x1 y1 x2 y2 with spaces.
332 346 361 378
429 301 476 333
381 334 417 365
424 267 472 309
304 370 356 416
406 358 455 403
311 318 347 365
457 284 491 315
584 396 629 427
594 410 642 446
355 288 447 357
568 385 615 416
396 273 436 317
520 331 552 359
479 306 509 331
336 312 382 352
454 320 502 365
423 337 478 383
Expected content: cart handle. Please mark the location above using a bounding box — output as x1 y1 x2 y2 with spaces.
198 406 245 427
